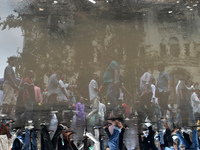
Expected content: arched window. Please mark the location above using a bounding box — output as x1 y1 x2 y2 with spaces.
169 37 180 57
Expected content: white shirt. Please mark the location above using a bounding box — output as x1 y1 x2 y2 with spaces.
191 92 200 114
89 79 98 101
151 84 158 104
140 72 152 95
57 80 68 102
99 103 106 119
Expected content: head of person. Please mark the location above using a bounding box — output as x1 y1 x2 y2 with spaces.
93 72 98 80
157 63 165 72
80 96 84 103
7 56 17 67
141 65 148 74
55 70 62 79
104 54 112 65
28 70 34 79
194 88 200 95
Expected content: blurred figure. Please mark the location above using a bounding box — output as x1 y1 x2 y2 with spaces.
57 75 69 123
174 126 199 150
47 70 62 111
139 65 152 121
121 103 130 120
191 88 200 121
21 70 36 124
87 72 100 125
151 78 162 123
103 54 120 115
175 78 196 126
157 63 171 119
2 56 18 117
104 119 123 150
34 80 43 104
76 96 85 125
137 122 158 150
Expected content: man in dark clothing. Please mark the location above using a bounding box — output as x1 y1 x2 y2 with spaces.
41 124 67 150
138 122 158 150
161 119 175 150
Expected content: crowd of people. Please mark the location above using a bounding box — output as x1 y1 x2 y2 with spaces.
0 55 200 150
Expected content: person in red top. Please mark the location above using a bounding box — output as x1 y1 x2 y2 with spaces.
23 70 35 102
21 70 36 125
34 80 43 104
122 103 130 120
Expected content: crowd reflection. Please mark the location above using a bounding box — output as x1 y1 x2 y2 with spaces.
0 55 200 150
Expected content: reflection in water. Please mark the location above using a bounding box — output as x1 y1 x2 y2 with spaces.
1 0 200 149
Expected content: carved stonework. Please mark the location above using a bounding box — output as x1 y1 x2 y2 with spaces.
189 42 196 57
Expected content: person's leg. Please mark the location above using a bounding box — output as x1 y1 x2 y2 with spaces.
51 125 64 149
188 104 196 124
2 84 14 115
41 133 46 150
106 83 119 111
119 128 125 150
4 124 11 139
70 141 78 150
85 132 100 150
31 131 37 150
41 125 54 150
24 128 30 150
138 135 143 150
0 123 6 135
99 135 104 150
189 129 199 149
86 98 99 125
140 94 149 116
176 131 190 148
160 92 169 119
57 102 67 124
47 94 57 111
9 90 17 118
83 137 88 150
147 126 157 149
176 108 183 125
183 132 192 146
165 129 174 147
158 132 164 146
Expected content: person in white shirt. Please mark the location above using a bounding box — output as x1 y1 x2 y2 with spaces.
57 75 69 123
191 88 200 119
151 78 162 122
87 73 100 125
139 66 153 121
